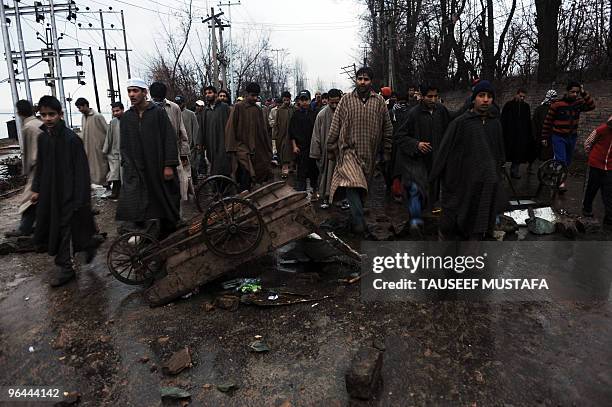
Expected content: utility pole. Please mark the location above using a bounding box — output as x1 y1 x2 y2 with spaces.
49 0 66 112
99 10 115 103
112 48 121 102
210 9 218 88
202 8 225 89
42 28 56 97
88 46 101 112
5 1 84 112
120 10 130 78
270 48 288 92
79 9 132 104
13 0 32 102
360 45 368 67
218 26 226 88
0 0 23 151
218 1 239 97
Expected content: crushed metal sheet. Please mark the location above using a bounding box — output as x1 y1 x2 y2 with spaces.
504 207 557 226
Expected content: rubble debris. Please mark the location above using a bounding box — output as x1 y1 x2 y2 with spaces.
162 347 192 375
53 328 72 349
241 292 336 307
203 302 215 312
160 386 191 400
576 217 601 234
216 383 238 393
249 340 271 353
53 391 81 406
555 219 579 239
345 347 383 400
214 295 240 311
157 336 170 345
365 222 394 241
139 356 150 364
526 217 555 235
497 215 518 233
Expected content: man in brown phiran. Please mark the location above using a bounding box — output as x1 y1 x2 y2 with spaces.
225 82 272 191
326 67 393 234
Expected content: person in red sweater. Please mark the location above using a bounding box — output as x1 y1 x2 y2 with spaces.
582 118 612 228
541 81 595 191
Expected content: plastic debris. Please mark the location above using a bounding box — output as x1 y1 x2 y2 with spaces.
28 346 34 352
526 217 556 235
249 340 271 353
267 294 279 301
160 386 191 400
222 278 262 293
217 383 238 393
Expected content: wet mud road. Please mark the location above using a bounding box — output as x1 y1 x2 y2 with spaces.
0 168 611 406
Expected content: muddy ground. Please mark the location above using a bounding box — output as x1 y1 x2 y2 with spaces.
0 164 611 406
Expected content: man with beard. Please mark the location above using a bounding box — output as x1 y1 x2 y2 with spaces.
327 67 393 234
225 82 272 191
430 80 506 240
150 81 192 203
501 89 534 179
310 88 342 208
270 91 293 179
197 85 231 176
75 97 109 187
117 78 180 240
218 89 232 106
532 89 557 161
542 81 595 191
394 85 451 234
32 96 97 286
290 90 318 194
102 102 124 199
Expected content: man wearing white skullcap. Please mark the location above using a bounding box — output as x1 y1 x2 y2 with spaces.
116 78 181 240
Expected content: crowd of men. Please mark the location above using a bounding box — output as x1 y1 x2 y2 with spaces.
5 67 612 286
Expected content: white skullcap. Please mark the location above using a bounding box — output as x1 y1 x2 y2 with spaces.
126 78 148 90
195 100 205 106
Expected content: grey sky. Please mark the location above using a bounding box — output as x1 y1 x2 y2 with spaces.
0 0 364 118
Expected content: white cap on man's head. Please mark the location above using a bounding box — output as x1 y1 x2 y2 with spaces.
126 78 148 90
195 100 205 107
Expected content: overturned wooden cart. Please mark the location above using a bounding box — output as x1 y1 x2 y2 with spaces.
107 181 361 306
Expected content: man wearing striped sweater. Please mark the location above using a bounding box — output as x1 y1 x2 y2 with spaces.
541 81 595 191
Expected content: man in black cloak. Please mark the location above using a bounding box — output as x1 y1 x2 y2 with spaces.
501 88 534 178
394 85 451 234
290 90 319 194
430 80 507 240
31 96 97 287
197 85 231 176
116 78 180 239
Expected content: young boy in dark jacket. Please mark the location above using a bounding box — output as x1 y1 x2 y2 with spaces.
31 96 97 287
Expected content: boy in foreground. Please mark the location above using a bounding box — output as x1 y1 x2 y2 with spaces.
31 96 97 287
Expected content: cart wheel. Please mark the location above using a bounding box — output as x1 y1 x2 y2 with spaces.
195 175 239 213
538 159 568 188
202 197 264 257
107 232 161 285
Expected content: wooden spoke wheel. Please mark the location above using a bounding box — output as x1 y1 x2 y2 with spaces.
107 232 161 285
202 197 264 258
538 159 568 188
195 175 239 213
